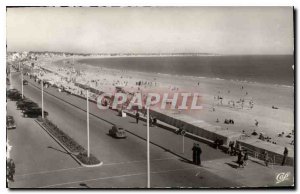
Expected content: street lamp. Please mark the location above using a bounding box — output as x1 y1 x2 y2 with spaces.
21 68 24 99
41 78 44 119
86 87 90 158
146 106 150 188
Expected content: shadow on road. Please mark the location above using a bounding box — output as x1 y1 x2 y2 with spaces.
47 146 71 155
225 162 239 169
178 158 193 165
79 183 90 188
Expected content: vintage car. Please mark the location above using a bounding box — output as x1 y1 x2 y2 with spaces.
16 97 30 105
23 80 28 85
6 116 16 129
9 92 23 101
7 89 19 98
109 125 126 138
17 101 38 111
23 107 48 118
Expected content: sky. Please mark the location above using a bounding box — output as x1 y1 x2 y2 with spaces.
6 7 293 55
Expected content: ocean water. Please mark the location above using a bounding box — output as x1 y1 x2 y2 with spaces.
78 55 294 86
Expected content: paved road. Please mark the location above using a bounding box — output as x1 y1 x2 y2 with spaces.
7 100 78 188
8 72 239 188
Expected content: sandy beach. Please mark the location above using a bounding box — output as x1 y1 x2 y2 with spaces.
34 55 294 150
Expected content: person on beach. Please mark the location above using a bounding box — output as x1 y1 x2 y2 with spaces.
255 120 259 127
282 147 288 166
135 111 140 124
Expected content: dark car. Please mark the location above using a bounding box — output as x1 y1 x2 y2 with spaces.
6 116 16 129
16 97 30 105
23 80 28 85
9 92 23 101
7 89 19 98
109 125 126 138
23 107 48 118
17 101 38 111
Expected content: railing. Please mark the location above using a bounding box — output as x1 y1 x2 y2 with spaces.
241 146 277 168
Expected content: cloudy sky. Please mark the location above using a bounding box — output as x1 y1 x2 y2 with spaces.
6 7 293 55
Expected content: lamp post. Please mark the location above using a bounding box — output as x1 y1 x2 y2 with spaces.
147 107 150 188
41 78 44 119
86 89 90 158
21 69 24 99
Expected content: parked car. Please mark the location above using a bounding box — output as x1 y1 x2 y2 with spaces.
9 92 23 101
23 80 28 85
109 125 126 138
7 89 19 98
23 107 48 118
17 101 38 111
6 116 16 129
16 98 31 106
16 97 30 105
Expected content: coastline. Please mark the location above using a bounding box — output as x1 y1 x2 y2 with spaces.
77 55 294 86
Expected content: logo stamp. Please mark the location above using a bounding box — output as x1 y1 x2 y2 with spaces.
276 172 290 184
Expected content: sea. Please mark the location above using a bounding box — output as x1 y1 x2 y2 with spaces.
78 55 294 86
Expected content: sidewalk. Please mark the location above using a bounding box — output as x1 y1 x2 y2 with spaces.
202 156 294 187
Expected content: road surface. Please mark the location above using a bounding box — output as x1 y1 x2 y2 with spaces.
8 72 239 188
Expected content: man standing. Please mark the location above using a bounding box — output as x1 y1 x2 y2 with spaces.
135 111 140 124
192 143 197 164
282 147 288 166
237 151 244 168
263 151 270 167
196 144 202 166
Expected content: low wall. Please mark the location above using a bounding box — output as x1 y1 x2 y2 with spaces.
149 109 241 145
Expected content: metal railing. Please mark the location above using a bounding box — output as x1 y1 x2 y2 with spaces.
241 146 276 168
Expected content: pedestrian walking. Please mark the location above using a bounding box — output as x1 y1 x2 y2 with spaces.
135 111 140 124
282 147 288 166
196 144 202 166
192 143 197 164
214 138 221 150
243 151 249 167
263 151 270 167
234 141 240 156
228 141 234 155
237 151 244 168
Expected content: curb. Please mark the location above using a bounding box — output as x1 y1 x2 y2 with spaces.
34 119 103 168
